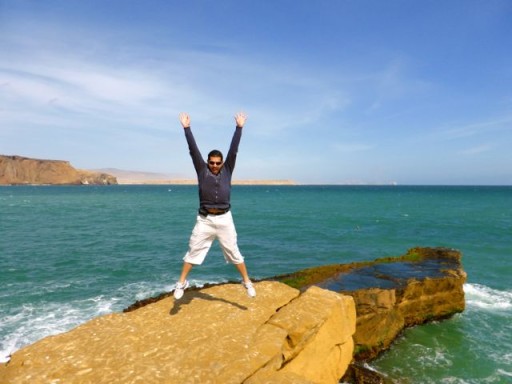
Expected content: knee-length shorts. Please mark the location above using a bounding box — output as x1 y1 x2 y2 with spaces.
183 211 245 265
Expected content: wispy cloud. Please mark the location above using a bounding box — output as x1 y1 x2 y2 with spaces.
364 57 433 113
332 142 375 153
437 117 512 141
1 25 354 135
458 144 493 156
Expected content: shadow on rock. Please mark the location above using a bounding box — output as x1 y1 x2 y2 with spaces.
170 291 248 315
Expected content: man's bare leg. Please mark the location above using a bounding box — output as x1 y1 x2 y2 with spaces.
174 262 194 300
178 262 194 283
234 262 251 283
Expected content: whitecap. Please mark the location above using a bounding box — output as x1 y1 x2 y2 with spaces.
86 295 121 314
439 378 471 384
118 281 172 302
497 369 512 378
502 353 512 365
415 346 453 369
464 283 512 311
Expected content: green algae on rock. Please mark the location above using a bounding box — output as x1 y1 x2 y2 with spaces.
272 247 466 362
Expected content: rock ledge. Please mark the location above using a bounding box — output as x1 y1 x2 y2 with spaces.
274 247 466 362
0 282 356 384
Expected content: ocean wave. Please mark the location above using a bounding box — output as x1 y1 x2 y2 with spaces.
502 353 512 365
497 369 512 378
464 283 512 311
0 295 120 364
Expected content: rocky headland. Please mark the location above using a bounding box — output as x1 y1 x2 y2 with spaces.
0 247 466 383
0 155 117 185
273 246 467 380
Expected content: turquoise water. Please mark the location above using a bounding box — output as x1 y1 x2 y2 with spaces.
1 185 511 383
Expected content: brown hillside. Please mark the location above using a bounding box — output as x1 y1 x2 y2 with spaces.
0 155 117 185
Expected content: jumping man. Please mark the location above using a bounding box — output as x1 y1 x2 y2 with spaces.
173 112 256 299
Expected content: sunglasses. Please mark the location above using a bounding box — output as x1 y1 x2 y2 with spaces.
209 161 222 166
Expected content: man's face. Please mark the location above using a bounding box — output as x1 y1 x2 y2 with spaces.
208 156 223 175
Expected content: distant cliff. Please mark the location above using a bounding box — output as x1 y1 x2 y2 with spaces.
0 155 117 185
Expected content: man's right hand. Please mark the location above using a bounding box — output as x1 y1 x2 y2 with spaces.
235 112 247 128
179 112 190 128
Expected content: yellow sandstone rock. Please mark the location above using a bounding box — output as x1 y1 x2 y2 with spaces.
0 281 356 384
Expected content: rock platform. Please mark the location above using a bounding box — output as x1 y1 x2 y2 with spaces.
274 247 467 362
0 282 356 384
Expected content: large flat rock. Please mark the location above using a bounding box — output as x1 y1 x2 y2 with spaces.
0 281 356 384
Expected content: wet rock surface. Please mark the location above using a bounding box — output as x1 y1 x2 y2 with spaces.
273 247 466 383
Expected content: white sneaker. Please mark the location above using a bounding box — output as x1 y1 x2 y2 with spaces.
243 281 256 298
174 280 189 300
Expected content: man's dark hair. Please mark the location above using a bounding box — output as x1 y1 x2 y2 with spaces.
208 149 223 161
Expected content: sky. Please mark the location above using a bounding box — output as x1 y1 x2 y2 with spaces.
1 0 511 185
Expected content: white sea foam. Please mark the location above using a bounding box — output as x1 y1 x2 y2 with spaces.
0 295 121 363
464 283 512 311
502 353 512 365
439 378 471 384
414 345 453 369
117 279 196 302
497 369 512 378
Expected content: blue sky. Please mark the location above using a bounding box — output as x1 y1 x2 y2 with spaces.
1 0 511 184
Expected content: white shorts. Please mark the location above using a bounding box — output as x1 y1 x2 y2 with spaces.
183 211 245 265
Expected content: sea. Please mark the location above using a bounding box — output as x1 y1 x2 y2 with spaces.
1 185 511 383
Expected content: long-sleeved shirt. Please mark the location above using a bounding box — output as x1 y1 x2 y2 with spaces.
184 126 242 210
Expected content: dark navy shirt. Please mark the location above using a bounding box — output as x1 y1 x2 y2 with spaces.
184 126 242 210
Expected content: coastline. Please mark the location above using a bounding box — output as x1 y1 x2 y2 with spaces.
115 179 296 185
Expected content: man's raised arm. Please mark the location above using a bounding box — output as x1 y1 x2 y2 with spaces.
225 112 247 171
179 112 204 173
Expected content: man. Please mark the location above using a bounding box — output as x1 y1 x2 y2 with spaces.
173 112 256 300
